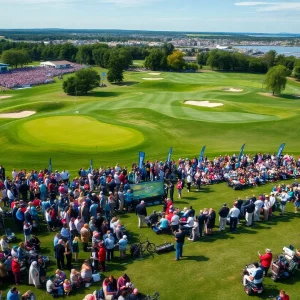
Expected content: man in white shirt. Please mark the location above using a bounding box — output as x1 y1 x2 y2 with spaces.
254 196 264 221
60 170 70 184
74 217 84 234
269 193 276 217
88 172 94 191
228 204 240 232
170 211 179 232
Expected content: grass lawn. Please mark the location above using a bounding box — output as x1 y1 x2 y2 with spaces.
0 68 300 299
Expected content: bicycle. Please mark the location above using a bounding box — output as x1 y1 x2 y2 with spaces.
138 236 156 257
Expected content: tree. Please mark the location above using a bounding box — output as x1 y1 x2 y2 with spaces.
292 64 300 81
264 65 288 95
1 49 31 68
144 49 166 71
59 43 78 62
167 50 185 71
163 43 174 56
62 68 100 95
264 50 276 69
107 54 124 83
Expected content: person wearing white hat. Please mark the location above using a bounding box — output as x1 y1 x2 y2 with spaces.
258 248 273 276
118 235 128 260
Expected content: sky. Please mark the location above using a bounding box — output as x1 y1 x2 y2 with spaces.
0 0 300 33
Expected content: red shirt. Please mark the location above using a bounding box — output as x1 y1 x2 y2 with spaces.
12 259 20 273
281 295 290 300
260 253 273 268
98 247 106 262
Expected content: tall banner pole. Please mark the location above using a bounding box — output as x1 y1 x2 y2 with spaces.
237 143 246 168
138 151 145 169
48 158 52 174
167 147 173 163
277 143 285 166
198 146 206 166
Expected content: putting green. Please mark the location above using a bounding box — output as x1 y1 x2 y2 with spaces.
19 116 144 150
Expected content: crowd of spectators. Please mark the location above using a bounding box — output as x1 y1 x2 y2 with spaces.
0 64 84 89
0 151 298 299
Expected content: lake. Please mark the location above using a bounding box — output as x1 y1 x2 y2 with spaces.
234 45 300 57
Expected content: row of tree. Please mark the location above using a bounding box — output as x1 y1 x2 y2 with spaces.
198 49 300 77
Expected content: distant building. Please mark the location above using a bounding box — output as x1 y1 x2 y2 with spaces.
183 56 197 63
40 61 72 69
0 63 9 72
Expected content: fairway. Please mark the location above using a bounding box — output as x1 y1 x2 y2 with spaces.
1 68 300 300
18 115 144 150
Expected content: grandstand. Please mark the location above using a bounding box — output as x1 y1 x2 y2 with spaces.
0 63 84 89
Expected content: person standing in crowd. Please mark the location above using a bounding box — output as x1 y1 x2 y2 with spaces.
228 203 240 232
176 179 183 199
197 210 206 238
218 203 229 231
80 224 91 252
54 239 65 269
205 208 216 235
65 239 72 271
186 166 193 193
254 196 264 222
11 257 21 285
280 191 289 215
174 228 185 261
135 200 147 228
170 211 180 232
258 248 273 276
244 200 255 226
104 231 115 262
98 242 106 272
119 235 128 260
28 261 40 288
169 181 174 201
72 236 79 262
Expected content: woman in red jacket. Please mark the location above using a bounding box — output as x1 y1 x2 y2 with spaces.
12 257 21 285
98 242 106 272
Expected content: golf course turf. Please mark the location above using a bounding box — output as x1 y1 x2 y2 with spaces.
19 116 144 150
0 66 300 299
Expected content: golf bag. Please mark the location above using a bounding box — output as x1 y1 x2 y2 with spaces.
155 243 174 254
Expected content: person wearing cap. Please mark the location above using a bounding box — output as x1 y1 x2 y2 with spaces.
254 196 264 222
118 235 128 260
135 200 147 228
218 203 229 231
258 248 273 276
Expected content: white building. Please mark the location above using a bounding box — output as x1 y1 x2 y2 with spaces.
40 60 72 69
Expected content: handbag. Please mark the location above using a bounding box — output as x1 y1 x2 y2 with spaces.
92 273 101 282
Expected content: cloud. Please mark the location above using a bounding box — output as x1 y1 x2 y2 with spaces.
235 1 300 11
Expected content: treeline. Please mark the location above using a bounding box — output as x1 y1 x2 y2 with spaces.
0 39 151 63
198 50 300 74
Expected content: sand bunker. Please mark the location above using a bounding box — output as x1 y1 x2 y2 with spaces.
185 101 223 108
147 73 161 75
0 111 36 119
223 88 243 92
142 78 163 81
0 96 12 100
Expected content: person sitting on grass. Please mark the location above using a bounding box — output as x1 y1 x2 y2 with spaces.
276 290 290 300
63 279 72 296
46 277 59 297
157 213 169 232
103 277 117 300
117 273 131 291
70 269 82 289
21 290 36 300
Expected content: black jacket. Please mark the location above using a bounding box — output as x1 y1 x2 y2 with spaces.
54 244 65 259
244 203 255 213
218 207 230 218
135 203 147 216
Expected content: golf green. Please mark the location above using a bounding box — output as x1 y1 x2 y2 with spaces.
18 115 144 150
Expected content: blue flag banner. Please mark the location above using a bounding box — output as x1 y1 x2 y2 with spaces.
138 151 145 169
90 159 93 173
237 143 246 167
277 143 285 165
167 147 173 163
198 146 206 165
48 158 52 174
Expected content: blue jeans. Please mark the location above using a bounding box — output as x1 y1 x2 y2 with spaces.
176 242 183 260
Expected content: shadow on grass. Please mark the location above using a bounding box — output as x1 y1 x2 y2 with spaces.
86 91 121 97
182 255 209 262
112 81 139 87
